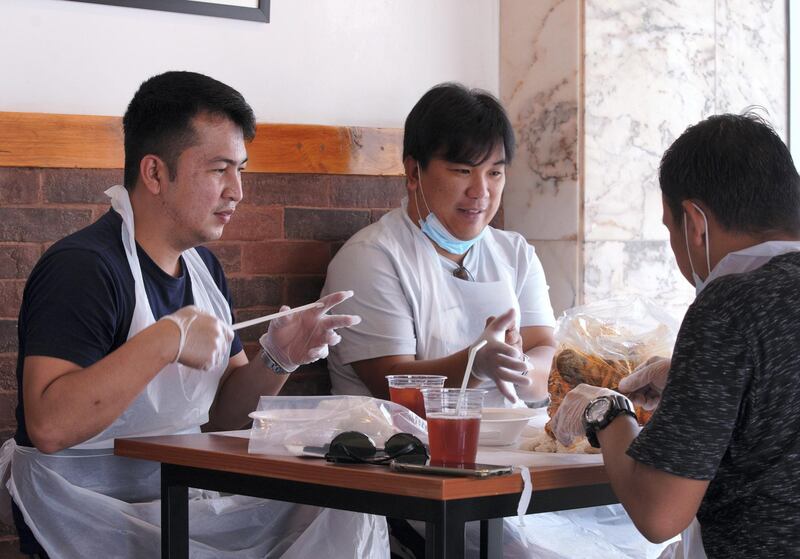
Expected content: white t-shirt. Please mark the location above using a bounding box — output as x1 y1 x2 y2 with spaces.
322 203 555 407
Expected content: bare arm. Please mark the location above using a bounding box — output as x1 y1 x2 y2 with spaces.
23 320 180 454
350 325 555 401
515 325 556 403
205 350 290 431
351 350 478 400
597 416 709 543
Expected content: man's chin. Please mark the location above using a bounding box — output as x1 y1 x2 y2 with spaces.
455 224 489 240
198 228 224 245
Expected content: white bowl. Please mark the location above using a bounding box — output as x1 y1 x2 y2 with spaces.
478 407 542 446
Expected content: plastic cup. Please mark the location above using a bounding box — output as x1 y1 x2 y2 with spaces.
421 388 485 466
386 375 447 419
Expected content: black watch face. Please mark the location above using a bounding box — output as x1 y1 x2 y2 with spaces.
587 398 611 423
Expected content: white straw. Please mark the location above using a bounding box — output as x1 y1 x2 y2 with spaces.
456 339 487 414
231 302 324 331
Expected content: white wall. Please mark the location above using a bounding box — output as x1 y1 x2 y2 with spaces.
0 0 499 127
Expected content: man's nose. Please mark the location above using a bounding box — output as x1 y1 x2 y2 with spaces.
466 173 490 198
225 172 243 203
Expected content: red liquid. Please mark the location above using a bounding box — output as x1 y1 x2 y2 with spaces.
389 386 427 419
426 415 481 465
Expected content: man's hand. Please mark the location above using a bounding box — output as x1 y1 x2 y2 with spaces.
259 290 361 372
618 357 671 410
472 308 531 403
161 305 233 370
550 383 619 446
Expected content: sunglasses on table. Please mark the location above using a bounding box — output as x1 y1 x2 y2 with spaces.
324 431 428 465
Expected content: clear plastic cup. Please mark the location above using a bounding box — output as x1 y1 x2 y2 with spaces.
421 388 486 465
386 375 447 419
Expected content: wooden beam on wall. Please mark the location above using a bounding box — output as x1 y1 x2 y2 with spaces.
0 112 404 176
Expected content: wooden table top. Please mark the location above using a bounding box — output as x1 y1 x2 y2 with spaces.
115 433 609 501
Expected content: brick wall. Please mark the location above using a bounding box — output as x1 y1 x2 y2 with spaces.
0 166 406 552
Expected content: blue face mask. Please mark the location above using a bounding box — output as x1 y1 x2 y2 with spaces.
415 164 487 255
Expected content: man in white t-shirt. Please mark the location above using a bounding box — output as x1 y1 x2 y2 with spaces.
323 83 557 409
323 83 666 559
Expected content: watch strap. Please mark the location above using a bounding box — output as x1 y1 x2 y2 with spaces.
584 395 636 448
260 348 292 375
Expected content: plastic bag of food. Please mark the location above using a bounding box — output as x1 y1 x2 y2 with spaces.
248 395 428 456
544 296 679 445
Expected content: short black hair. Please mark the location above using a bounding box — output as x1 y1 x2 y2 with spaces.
403 82 515 169
659 111 800 235
122 71 256 190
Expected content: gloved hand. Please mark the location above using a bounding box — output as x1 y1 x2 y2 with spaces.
550 384 620 446
472 308 531 403
260 290 361 372
160 305 233 370
618 356 671 410
503 322 524 355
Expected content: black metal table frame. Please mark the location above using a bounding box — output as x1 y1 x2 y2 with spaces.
161 462 617 559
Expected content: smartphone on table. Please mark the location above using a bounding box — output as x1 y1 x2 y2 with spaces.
390 456 513 478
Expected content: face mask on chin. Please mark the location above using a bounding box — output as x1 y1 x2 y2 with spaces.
684 202 712 296
414 163 487 255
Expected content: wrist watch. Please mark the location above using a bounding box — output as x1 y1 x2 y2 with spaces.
259 348 291 375
582 395 636 448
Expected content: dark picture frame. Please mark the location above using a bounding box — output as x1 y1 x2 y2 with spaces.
66 0 270 23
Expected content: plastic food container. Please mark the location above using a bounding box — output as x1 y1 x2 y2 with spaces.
478 407 542 446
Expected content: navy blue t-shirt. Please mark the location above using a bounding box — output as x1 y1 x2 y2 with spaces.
14 208 243 448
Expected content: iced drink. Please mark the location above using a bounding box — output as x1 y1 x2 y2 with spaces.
389 386 427 418
421 388 486 465
386 375 447 419
426 414 481 465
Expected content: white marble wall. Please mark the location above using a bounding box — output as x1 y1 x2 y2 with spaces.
501 0 788 321
500 0 580 315
583 0 714 318
584 0 787 319
715 0 787 133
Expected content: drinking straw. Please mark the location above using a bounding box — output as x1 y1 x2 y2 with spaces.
456 339 487 414
232 302 324 331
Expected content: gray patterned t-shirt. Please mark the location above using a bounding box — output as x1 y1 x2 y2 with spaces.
628 252 800 558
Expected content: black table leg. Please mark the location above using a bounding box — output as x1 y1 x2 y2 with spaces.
161 464 189 559
480 518 503 559
425 504 465 559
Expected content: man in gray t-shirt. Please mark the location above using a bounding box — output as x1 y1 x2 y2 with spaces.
550 112 800 558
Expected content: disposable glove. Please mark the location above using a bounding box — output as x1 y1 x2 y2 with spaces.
618 356 671 410
472 308 531 403
503 322 524 355
160 305 233 370
260 290 361 372
550 383 621 446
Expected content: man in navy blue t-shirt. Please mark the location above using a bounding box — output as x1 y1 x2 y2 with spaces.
551 113 800 558
9 72 369 558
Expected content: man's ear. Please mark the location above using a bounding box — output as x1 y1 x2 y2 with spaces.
403 157 420 192
139 155 168 195
681 200 708 248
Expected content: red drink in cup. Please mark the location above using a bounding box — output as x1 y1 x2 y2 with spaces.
386 375 447 419
426 414 481 466
421 388 486 466
389 386 426 418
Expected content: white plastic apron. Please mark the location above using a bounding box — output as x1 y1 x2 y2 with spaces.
391 200 522 408
79 185 232 448
0 186 388 559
